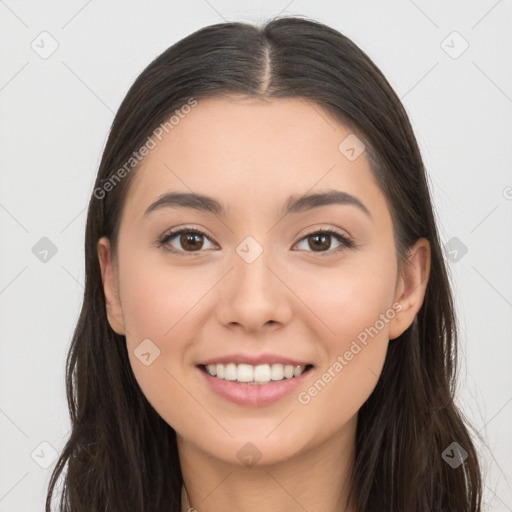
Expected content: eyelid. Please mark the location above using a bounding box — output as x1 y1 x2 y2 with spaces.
294 223 353 243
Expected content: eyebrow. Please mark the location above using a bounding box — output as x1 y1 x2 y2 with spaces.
143 189 372 219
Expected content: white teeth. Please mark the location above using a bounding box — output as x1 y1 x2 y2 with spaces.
224 363 237 381
293 365 303 377
270 363 284 381
253 364 271 383
235 363 253 382
284 365 294 379
204 363 308 383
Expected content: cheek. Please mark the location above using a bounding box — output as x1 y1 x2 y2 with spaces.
295 336 388 440
295 255 396 347
292 260 395 419
119 251 210 343
118 253 220 408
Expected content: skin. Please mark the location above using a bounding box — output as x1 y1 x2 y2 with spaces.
97 96 430 512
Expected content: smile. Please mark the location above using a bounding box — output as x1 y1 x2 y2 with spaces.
202 362 313 384
197 364 315 407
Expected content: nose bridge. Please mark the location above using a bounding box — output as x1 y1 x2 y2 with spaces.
215 232 292 329
233 234 276 296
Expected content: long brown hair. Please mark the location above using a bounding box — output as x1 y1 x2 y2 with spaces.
46 15 483 511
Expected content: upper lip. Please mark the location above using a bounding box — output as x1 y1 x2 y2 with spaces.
197 354 313 367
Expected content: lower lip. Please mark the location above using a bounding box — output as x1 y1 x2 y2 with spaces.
197 365 314 407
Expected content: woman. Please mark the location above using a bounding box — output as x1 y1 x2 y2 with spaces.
46 15 483 512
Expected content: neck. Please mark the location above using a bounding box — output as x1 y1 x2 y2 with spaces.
178 415 357 512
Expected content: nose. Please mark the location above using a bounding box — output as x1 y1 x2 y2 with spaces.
215 242 293 333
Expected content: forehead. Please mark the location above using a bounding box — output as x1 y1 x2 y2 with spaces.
157 95 353 165
122 96 387 222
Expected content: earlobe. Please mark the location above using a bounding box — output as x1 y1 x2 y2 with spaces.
97 237 126 336
388 238 431 340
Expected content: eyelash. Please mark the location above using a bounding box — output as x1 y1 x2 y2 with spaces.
156 226 354 257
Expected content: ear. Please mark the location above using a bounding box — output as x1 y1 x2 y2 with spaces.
97 237 126 335
388 237 431 340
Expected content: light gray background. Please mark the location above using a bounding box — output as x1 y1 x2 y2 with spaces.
1 1 511 510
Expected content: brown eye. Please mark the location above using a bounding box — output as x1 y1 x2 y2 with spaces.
159 229 216 254
179 232 204 251
294 229 353 254
307 233 331 251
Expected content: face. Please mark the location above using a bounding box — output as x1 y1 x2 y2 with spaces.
98 96 429 468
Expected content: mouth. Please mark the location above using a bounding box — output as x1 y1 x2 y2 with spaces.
197 362 316 407
197 363 315 385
